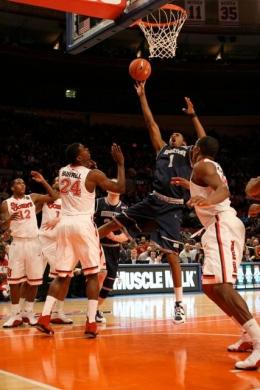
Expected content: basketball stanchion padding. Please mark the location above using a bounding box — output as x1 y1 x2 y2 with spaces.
9 0 127 19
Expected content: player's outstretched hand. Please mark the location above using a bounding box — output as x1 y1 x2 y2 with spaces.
187 196 211 208
171 177 190 190
111 144 124 166
182 97 195 116
31 171 45 183
134 81 146 97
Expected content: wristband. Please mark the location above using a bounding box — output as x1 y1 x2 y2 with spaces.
189 113 197 118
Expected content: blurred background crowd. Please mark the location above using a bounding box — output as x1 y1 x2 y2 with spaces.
0 107 259 301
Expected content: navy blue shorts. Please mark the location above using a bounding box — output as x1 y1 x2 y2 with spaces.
102 246 120 279
114 194 183 252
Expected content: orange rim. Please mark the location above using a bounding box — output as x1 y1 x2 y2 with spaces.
132 4 187 28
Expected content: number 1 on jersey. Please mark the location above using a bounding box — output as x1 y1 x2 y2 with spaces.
168 154 174 168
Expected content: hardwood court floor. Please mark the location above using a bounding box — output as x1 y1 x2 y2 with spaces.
0 291 260 390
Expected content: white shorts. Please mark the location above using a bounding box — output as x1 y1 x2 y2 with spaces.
8 237 43 285
39 235 57 278
55 216 102 277
201 212 245 285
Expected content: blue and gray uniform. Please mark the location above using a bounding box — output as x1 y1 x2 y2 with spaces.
114 144 193 252
95 197 127 298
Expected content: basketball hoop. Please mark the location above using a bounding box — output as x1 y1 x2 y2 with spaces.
134 4 187 59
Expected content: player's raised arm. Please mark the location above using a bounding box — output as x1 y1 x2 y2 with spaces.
87 144 125 194
182 97 206 139
30 171 59 204
135 81 165 152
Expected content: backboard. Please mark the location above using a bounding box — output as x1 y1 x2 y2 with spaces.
66 0 170 54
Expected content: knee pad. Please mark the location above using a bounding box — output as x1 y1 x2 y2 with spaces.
99 276 116 299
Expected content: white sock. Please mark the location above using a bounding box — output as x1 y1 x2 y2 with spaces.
174 287 183 303
55 300 64 314
24 301 34 313
243 318 260 344
42 296 57 316
11 303 20 316
87 300 98 323
19 298 25 311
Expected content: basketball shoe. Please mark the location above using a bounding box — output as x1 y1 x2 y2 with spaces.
2 314 23 328
173 302 186 324
227 333 253 352
95 310 106 324
50 312 73 324
85 319 98 338
235 343 260 370
36 315 54 336
22 311 38 326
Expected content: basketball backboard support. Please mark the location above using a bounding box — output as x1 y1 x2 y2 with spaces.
66 0 170 54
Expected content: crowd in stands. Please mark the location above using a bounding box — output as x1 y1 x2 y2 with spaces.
0 108 259 300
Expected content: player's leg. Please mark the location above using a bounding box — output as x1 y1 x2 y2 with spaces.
166 252 185 324
80 220 101 338
96 247 118 323
3 283 23 328
202 215 260 369
20 282 38 326
3 239 25 328
21 238 44 326
85 272 99 337
98 198 153 241
204 282 260 369
42 238 73 325
36 223 75 335
153 203 185 324
36 276 72 335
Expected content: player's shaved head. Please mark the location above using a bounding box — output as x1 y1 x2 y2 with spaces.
196 136 219 158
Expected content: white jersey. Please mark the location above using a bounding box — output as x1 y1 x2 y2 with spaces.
6 195 38 238
39 198 62 239
190 159 236 228
59 164 95 216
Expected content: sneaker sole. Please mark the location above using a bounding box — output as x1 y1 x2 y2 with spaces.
36 324 54 336
228 342 253 353
50 319 73 324
84 332 98 339
235 362 260 370
173 318 186 325
3 320 23 328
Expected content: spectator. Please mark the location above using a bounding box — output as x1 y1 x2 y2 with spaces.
179 243 192 264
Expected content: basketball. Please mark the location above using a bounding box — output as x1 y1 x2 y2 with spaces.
129 58 152 81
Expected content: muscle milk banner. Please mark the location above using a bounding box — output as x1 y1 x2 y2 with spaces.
112 264 201 295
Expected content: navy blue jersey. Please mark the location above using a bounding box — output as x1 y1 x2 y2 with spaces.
94 197 128 245
152 144 192 201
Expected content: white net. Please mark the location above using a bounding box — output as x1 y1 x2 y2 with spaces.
137 4 187 59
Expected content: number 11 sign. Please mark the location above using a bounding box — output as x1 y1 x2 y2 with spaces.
185 0 205 23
